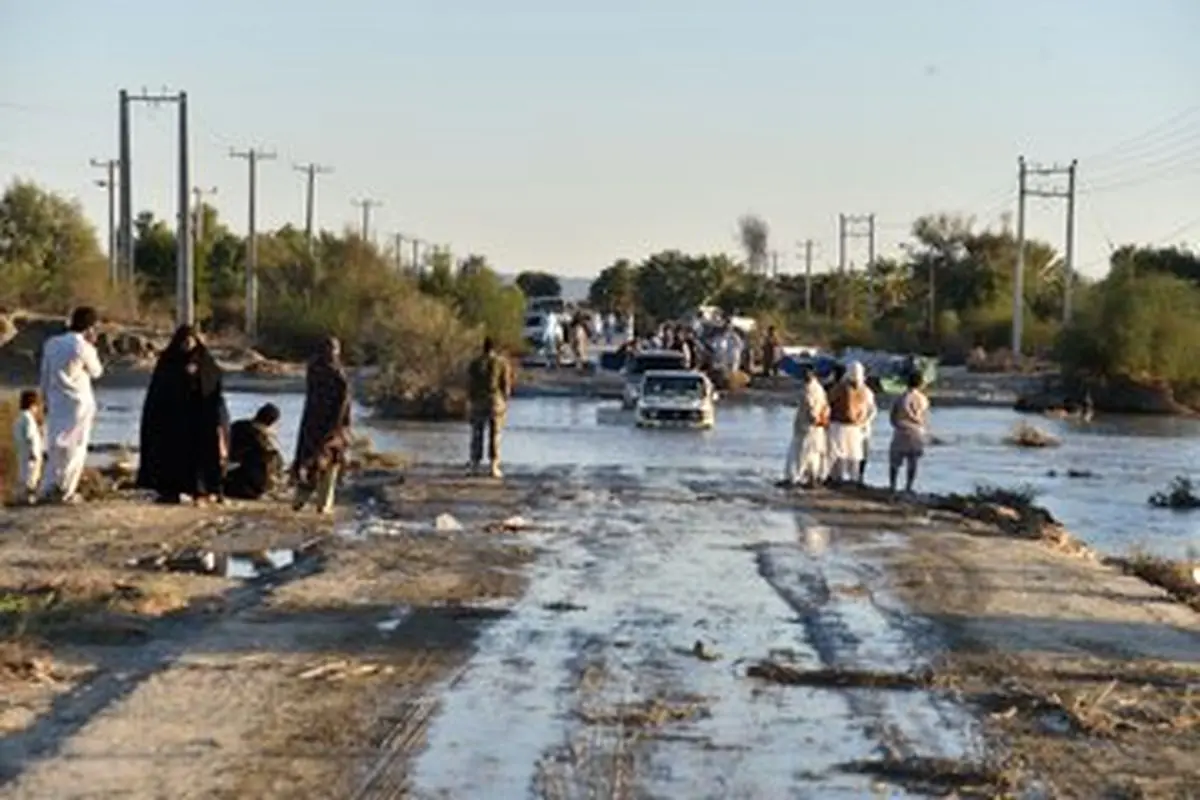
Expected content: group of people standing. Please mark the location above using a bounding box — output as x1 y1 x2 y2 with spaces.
784 360 930 494
11 306 353 514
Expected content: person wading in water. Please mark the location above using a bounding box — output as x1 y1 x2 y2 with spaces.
292 336 352 514
137 325 229 504
467 336 513 478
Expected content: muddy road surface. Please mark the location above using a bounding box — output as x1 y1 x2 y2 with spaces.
373 467 986 799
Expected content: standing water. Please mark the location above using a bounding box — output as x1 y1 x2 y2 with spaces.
92 388 1199 557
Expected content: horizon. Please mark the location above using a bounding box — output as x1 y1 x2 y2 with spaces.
3 2 1199 280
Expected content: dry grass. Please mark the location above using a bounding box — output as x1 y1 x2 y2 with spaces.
1005 421 1061 448
1109 551 1200 612
837 755 1020 798
0 574 188 646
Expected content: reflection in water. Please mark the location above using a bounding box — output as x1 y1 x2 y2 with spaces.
92 388 1200 557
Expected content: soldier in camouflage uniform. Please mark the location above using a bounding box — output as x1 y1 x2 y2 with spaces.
467 337 513 478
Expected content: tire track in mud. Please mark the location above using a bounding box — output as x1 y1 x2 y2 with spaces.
752 519 985 767
401 466 985 798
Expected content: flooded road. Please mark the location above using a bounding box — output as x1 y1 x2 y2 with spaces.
374 466 982 798
94 388 1200 558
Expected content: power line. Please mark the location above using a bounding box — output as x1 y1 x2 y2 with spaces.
1082 104 1200 166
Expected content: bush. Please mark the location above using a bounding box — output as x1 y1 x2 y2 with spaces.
1058 271 1200 393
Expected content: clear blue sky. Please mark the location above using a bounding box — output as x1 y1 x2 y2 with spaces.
3 0 1199 279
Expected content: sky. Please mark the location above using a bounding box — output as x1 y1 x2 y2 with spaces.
2 0 1199 280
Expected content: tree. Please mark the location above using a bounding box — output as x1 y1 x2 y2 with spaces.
588 259 637 314
0 180 108 310
635 250 725 323
738 214 770 273
514 270 562 298
1108 244 1200 284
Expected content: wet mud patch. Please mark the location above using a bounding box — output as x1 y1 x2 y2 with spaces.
578 693 711 728
838 754 1020 798
744 659 934 691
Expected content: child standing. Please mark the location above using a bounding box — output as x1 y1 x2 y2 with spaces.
11 390 44 505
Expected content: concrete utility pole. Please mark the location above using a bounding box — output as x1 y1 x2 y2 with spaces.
351 198 382 242
836 213 876 319
117 88 191 323
770 250 781 277
190 186 218 281
89 158 120 285
231 148 276 339
1013 157 1078 355
796 239 815 315
392 233 406 271
293 162 333 252
410 237 425 274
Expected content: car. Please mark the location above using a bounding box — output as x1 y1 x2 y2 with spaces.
635 370 717 430
621 349 690 409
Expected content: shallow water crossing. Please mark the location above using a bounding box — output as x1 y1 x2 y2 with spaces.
403 466 985 799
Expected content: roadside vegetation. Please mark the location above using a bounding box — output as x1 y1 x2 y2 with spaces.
4 178 1199 414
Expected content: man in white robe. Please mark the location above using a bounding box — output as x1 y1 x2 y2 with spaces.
38 307 103 503
783 367 829 487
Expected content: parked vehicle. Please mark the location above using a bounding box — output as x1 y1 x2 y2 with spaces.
635 370 717 430
621 349 690 409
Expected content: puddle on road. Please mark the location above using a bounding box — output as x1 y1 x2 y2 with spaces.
404 465 985 799
127 548 299 580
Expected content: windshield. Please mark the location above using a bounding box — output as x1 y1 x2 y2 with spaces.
643 375 704 399
629 354 687 375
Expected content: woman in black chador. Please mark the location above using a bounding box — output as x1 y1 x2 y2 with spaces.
136 324 229 504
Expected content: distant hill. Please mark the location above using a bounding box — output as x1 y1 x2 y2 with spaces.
499 274 593 302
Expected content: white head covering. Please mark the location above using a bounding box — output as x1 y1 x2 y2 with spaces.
847 361 865 387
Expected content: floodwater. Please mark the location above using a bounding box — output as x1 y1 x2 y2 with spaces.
93 387 1200 558
402 467 983 798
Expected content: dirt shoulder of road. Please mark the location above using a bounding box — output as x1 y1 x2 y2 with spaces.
0 467 551 799
798 486 1200 800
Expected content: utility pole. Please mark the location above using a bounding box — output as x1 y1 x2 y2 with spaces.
1014 157 1078 354
796 239 814 315
411 237 424 274
837 213 876 320
117 91 132 284
190 186 218 280
392 233 406 271
89 158 120 285
1063 161 1078 323
293 162 333 252
120 89 191 322
118 88 190 323
770 250 780 277
231 147 277 339
351 197 382 242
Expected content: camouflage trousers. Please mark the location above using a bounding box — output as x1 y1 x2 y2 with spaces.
469 409 505 467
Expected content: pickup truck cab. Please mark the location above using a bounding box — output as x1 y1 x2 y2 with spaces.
621 349 690 409
634 369 716 430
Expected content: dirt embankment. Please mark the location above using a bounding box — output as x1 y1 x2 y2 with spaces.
793 486 1199 799
0 466 550 799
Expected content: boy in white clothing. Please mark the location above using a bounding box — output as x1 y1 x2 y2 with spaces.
11 389 44 505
